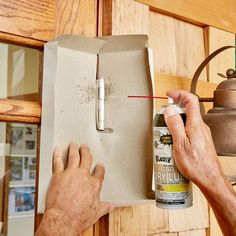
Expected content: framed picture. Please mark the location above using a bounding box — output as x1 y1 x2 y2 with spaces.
8 186 35 216
10 156 36 184
24 126 37 154
10 157 23 181
9 124 37 155
10 126 24 154
23 156 36 182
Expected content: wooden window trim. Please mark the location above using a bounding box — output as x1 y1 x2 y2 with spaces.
137 0 236 34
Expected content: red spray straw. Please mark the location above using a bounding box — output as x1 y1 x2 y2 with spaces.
128 95 168 99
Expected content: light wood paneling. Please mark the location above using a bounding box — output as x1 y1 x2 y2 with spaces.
153 233 177 236
112 0 149 35
55 0 97 37
168 185 208 232
137 0 236 34
149 12 176 75
149 12 207 81
218 156 236 182
178 229 206 236
109 206 148 236
209 208 223 236
147 205 168 234
0 0 55 42
80 226 94 236
154 73 217 111
205 27 235 84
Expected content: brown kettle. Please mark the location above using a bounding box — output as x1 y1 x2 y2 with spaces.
190 46 236 156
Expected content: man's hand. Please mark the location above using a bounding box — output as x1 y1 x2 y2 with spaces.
163 90 222 188
35 143 113 236
164 90 236 236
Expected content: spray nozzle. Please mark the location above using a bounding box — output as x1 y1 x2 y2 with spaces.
167 97 174 104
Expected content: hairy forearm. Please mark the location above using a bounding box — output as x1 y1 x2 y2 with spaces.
35 208 80 236
198 174 236 236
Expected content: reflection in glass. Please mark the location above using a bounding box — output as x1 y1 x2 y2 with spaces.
0 122 38 236
0 43 39 102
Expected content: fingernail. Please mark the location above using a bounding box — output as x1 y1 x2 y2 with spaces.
54 146 62 155
97 162 105 168
81 144 89 149
164 106 177 117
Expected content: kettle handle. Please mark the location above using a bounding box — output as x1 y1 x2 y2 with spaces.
190 46 235 94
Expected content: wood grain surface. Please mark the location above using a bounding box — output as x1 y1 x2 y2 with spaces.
149 12 207 81
111 0 149 35
0 0 55 41
55 0 97 37
205 26 235 84
0 99 41 124
137 0 236 34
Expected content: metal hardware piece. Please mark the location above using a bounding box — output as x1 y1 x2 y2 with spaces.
96 78 105 131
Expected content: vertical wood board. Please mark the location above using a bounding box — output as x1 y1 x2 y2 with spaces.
147 205 169 234
149 12 207 81
112 0 149 35
205 26 235 84
109 206 148 236
55 0 97 37
168 185 209 232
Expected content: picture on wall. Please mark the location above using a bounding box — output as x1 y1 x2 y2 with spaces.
10 157 23 181
10 124 37 155
8 186 35 215
11 127 24 154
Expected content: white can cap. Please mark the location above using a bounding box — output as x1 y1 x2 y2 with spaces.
167 97 174 104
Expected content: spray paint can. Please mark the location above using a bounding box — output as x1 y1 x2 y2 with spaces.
153 97 193 209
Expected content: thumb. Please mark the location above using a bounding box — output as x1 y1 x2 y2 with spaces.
164 106 186 142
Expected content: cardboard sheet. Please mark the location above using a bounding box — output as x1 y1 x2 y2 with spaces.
38 35 154 213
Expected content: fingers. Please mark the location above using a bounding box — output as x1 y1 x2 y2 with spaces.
164 106 186 142
79 144 93 171
92 163 105 183
53 147 64 174
98 201 114 218
167 90 202 124
67 143 80 169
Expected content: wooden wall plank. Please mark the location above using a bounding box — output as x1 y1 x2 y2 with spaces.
218 156 236 183
168 185 209 232
55 0 97 37
178 229 206 236
0 0 55 42
98 0 112 36
205 26 235 84
149 12 207 81
209 208 223 236
137 0 236 34
0 99 41 124
147 205 169 234
80 226 94 236
112 0 149 35
152 233 177 236
109 206 148 236
154 73 217 111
